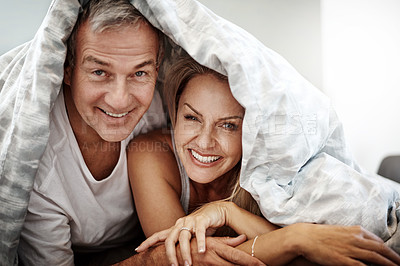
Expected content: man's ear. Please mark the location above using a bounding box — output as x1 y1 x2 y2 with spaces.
64 66 72 86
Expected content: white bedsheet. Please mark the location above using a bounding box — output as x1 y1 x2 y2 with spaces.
133 0 400 252
0 0 399 263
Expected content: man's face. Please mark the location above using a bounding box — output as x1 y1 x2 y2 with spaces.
64 21 159 143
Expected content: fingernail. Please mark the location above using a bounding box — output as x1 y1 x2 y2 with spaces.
198 247 205 253
184 260 190 266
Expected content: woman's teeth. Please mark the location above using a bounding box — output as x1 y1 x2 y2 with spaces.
191 150 221 163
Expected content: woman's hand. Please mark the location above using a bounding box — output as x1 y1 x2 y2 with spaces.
135 201 235 265
287 223 400 266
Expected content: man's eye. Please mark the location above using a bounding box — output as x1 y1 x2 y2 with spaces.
93 70 105 76
135 71 146 77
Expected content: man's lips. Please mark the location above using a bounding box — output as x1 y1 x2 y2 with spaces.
99 108 129 118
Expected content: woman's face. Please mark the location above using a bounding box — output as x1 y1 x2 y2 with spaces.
174 74 244 184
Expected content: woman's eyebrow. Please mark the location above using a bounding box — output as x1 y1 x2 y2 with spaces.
184 103 202 117
218 115 243 121
184 103 243 121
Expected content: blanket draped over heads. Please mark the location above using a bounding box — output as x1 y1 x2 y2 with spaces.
0 0 399 263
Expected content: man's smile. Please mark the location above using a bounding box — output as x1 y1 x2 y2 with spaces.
99 108 130 118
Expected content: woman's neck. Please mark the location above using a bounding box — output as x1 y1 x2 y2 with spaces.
189 171 235 212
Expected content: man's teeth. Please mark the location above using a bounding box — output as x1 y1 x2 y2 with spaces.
104 110 129 118
191 150 220 163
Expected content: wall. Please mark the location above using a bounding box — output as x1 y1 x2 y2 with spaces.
197 0 322 89
322 0 400 172
1 1 321 91
0 0 53 55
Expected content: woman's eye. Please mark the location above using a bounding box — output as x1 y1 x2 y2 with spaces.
93 70 105 76
222 123 238 130
184 115 198 122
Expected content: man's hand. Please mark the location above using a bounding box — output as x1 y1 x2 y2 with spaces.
114 236 264 265
112 243 167 265
185 235 265 266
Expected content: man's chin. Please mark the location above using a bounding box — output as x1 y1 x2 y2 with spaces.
98 131 132 143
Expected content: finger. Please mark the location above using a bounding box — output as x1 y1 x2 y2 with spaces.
334 256 366 266
365 241 400 265
164 218 189 265
352 227 400 264
350 248 398 266
217 234 247 247
214 242 264 266
351 229 400 266
382 246 400 265
179 228 194 265
165 226 182 266
358 227 384 243
135 229 170 252
194 218 208 253
344 235 400 266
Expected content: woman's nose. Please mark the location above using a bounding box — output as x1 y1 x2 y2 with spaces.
195 126 216 149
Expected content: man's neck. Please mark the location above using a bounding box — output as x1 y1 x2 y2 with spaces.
63 86 121 181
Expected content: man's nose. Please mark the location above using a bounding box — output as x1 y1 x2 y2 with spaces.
105 77 131 109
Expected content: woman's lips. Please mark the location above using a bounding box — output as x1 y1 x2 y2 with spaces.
190 149 221 164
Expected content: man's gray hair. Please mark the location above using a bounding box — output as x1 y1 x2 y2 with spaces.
66 0 164 69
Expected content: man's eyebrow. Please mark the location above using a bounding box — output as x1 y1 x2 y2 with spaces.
136 60 155 69
83 55 109 66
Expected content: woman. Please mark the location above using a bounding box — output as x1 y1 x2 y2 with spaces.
128 57 400 266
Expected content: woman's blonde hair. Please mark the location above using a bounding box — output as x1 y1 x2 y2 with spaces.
227 166 262 217
164 56 261 217
163 57 227 126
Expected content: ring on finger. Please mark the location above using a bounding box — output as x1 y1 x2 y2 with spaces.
180 227 194 234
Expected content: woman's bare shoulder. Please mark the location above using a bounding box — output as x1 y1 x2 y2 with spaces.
128 128 173 153
128 128 181 194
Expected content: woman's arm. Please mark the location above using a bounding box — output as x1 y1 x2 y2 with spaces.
210 203 400 265
224 201 278 236
135 201 280 264
186 202 301 265
237 223 400 266
137 201 400 266
127 129 185 237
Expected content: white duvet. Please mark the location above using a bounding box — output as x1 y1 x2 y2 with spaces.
0 0 399 263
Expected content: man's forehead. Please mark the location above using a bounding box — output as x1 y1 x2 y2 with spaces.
83 55 109 66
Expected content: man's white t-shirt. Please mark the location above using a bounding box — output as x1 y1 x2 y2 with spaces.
18 89 166 266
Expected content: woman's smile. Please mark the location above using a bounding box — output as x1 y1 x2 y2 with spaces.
189 149 222 165
174 74 244 184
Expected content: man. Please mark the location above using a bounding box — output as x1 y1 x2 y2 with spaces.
17 0 163 264
17 0 262 265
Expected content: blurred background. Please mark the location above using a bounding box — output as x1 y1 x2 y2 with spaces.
1 0 399 174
